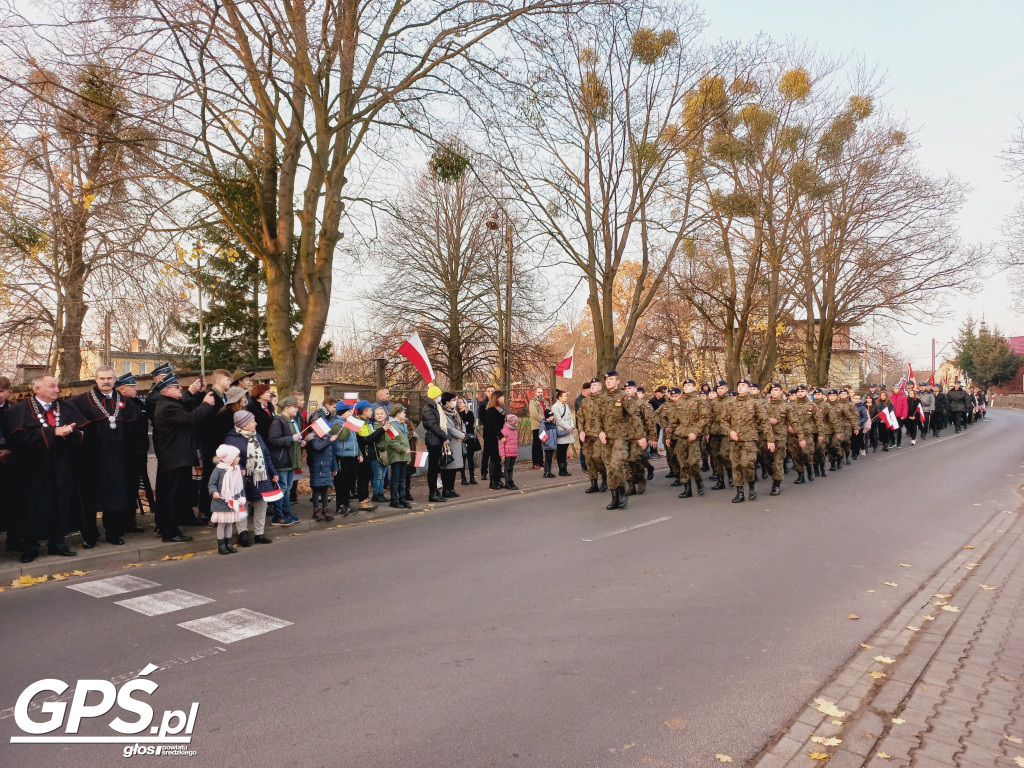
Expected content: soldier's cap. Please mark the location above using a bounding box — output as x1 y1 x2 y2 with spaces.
581 382 591 390
151 362 174 378
880 384 888 390
152 373 180 394
668 387 681 395
770 382 782 390
749 381 760 389
625 380 637 388
590 377 602 384
683 378 696 385
797 384 808 391
605 370 619 379
115 372 137 387
737 379 751 386
869 383 878 387
788 388 797 395
828 389 839 395
717 380 729 387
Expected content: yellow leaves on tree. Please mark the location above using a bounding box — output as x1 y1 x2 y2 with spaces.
580 70 610 121
778 68 811 101
848 95 873 120
630 28 677 66
682 75 727 132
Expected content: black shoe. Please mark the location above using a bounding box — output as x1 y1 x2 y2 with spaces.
845 455 851 465
678 481 693 499
238 531 252 548
404 494 415 502
671 479 683 486
599 478 608 492
470 478 478 484
794 471 805 485
760 467 768 480
124 526 146 534
460 479 470 485
506 483 519 490
770 481 781 496
585 479 600 493
806 469 814 482
617 486 628 508
218 539 231 555
747 482 758 501
646 465 654 480
162 534 193 543
626 481 635 496
371 493 388 503
701 460 710 471
104 536 125 546
444 489 460 498
253 534 273 544
711 477 726 490
20 547 38 563
48 544 78 556
489 482 504 490
390 499 403 508
731 489 745 503
428 494 445 503
606 489 620 510
695 476 705 496
664 472 676 478
81 540 96 549
543 471 556 478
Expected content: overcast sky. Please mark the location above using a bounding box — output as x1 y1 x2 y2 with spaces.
697 0 1024 366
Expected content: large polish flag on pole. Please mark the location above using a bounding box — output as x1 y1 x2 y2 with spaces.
398 331 435 384
554 345 575 379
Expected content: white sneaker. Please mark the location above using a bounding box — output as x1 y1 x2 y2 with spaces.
911 439 916 445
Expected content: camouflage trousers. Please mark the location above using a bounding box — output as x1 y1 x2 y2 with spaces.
582 438 606 480
601 438 630 489
666 441 681 476
767 443 787 482
709 434 730 477
835 430 852 459
787 434 813 473
828 433 845 463
813 434 828 465
627 440 650 482
730 439 759 484
672 438 702 482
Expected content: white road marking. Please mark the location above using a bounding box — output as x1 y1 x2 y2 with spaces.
66 575 161 597
582 516 673 542
115 589 215 616
178 608 293 644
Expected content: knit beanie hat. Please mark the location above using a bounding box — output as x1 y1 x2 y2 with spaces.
427 384 442 400
233 410 256 427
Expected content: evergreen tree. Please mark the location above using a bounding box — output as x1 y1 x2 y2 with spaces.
953 317 1021 387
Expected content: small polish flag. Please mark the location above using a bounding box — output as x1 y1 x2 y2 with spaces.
554 345 575 379
344 415 365 432
385 422 400 439
398 331 435 384
414 450 428 468
341 392 359 406
916 402 925 424
880 407 899 430
310 416 332 438
907 362 915 384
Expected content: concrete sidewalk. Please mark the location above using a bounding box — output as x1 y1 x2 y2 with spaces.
754 498 1024 767
0 453 617 585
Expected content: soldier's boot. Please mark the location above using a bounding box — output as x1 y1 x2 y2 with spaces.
558 462 571 477
748 481 758 501
726 468 734 488
770 480 781 496
711 473 725 490
646 463 654 480
585 478 601 494
635 476 647 495
618 486 629 508
605 488 620 510
828 460 836 471
599 474 608 492
760 463 768 480
695 475 705 496
671 475 683 486
701 458 710 472
806 466 814 482
794 471 806 485
845 453 851 465
678 481 693 499
626 480 636 496
820 461 828 476
731 487 745 503
812 463 819 477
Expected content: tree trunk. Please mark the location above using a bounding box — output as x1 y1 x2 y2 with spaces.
56 257 89 385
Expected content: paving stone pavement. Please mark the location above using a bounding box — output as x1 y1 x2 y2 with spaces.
754 503 1024 768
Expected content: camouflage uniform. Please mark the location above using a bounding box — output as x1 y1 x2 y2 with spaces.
627 395 657 492
665 392 710 487
812 397 830 472
577 395 606 488
821 400 844 467
722 394 773 485
656 399 681 480
708 395 733 484
764 398 803 483
592 387 644 492
788 397 820 480
835 397 859 462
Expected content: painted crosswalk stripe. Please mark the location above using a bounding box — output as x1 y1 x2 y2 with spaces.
67 575 161 598
178 609 292 644
115 589 215 616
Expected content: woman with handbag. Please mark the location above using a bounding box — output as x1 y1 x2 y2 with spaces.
456 397 479 485
439 393 466 498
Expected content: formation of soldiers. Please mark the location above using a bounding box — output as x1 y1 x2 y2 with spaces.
576 371 868 508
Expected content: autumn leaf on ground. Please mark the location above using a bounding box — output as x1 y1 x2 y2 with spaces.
923 615 935 621
874 655 896 664
161 553 195 561
124 563 141 568
965 563 979 570
892 718 906 724
810 736 842 746
812 698 846 718
51 574 68 581
867 589 876 593
847 614 859 620
11 574 49 588
868 671 887 679
1001 675 1018 682
830 720 844 726
899 563 912 568
71 570 89 576
964 545 975 549
288 532 302 536
808 751 830 761
860 643 874 649
941 605 960 613
1014 757 1024 768
906 626 920 632
714 754 733 763
664 718 687 730
980 585 997 590
877 752 892 760
1005 734 1022 744
934 593 952 599
883 582 898 587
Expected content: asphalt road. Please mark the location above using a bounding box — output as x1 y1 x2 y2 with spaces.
3 412 1022 768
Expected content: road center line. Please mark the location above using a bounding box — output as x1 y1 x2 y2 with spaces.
581 516 672 542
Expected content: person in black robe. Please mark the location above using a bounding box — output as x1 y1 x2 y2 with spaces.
70 366 147 546
0 375 18 551
116 372 154 533
6 374 85 563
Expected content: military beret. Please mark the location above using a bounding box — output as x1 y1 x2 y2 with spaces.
683 378 696 385
869 383 878 387
738 379 751 386
828 389 839 395
749 381 760 389
590 377 602 384
605 370 619 378
880 384 888 390
625 380 637 387
717 380 728 387
668 387 681 395
728 390 736 397
788 388 797 395
769 382 782 390
797 384 807 391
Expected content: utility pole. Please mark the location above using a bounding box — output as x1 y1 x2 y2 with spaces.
104 311 112 366
504 222 513 396
931 337 936 374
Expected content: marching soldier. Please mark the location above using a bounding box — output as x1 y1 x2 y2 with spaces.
657 388 682 484
699 385 712 472
811 389 830 478
748 381 770 481
592 371 646 510
836 388 860 465
708 381 733 490
822 390 845 471
623 381 656 494
764 383 803 496
721 380 773 503
789 385 820 485
664 378 710 499
577 378 608 495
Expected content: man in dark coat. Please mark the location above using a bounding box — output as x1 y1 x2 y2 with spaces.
946 381 969 433
116 372 154 531
0 375 18 551
153 374 216 542
195 369 232 523
71 365 148 546
6 375 85 563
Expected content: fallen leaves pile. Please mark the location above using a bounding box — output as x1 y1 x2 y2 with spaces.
11 569 90 589
160 553 194 561
810 736 841 747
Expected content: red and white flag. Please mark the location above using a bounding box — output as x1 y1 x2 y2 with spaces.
344 415 365 432
895 376 907 395
915 402 925 424
414 450 429 468
385 422 400 439
310 416 332 438
554 345 575 379
879 406 899 430
341 392 359 406
907 362 915 383
398 331 435 384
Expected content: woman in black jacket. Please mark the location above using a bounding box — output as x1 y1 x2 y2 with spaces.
480 390 506 491
247 383 275 443
904 388 921 445
419 386 450 503
457 397 478 485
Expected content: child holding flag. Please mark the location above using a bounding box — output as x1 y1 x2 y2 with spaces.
306 398 338 521
382 405 412 508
